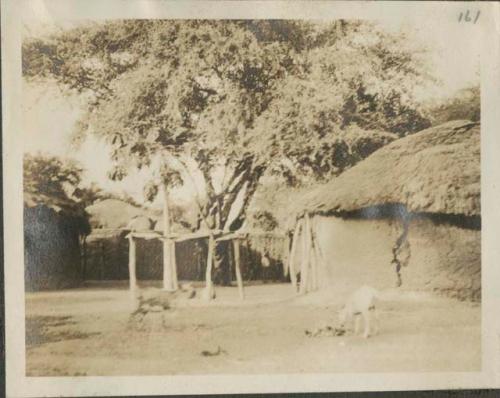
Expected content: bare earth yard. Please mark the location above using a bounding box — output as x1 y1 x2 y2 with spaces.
25 282 480 376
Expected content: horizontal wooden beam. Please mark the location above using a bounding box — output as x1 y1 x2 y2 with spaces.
125 228 286 243
125 231 164 240
173 229 223 242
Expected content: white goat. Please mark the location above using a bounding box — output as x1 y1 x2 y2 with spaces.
338 285 380 338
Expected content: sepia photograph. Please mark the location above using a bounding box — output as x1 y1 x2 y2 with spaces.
3 0 500 396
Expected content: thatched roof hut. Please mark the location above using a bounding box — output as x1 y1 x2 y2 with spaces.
288 120 481 301
297 120 480 218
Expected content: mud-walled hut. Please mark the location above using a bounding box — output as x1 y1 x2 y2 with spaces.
290 120 480 301
24 192 91 291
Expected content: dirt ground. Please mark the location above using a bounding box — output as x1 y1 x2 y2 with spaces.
25 281 481 376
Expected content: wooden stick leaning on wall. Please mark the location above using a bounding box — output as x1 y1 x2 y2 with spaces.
299 214 311 295
311 215 326 283
307 213 315 292
288 220 302 292
305 213 314 292
309 214 319 291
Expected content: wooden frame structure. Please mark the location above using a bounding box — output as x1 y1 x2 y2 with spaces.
125 229 288 301
287 213 324 294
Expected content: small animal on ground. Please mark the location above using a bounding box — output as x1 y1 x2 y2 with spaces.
338 285 380 339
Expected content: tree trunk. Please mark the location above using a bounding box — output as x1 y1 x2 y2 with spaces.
162 182 176 291
227 166 265 231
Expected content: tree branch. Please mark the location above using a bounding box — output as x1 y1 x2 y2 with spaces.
173 156 214 230
220 169 252 225
226 165 266 231
222 156 253 193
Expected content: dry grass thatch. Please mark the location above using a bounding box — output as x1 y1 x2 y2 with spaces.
86 198 160 229
297 120 480 217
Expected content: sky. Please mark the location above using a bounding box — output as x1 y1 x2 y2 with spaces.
22 19 480 207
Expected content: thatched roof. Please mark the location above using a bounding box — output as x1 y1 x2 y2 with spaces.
126 215 155 231
24 191 91 235
87 198 190 234
86 199 160 229
297 120 480 217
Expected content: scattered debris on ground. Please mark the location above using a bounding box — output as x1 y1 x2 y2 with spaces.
26 315 100 346
305 325 346 337
201 346 227 357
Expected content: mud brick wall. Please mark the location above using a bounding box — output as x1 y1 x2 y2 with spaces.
314 215 480 302
404 218 481 301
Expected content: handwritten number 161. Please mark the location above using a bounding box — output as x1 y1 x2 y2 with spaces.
458 10 480 24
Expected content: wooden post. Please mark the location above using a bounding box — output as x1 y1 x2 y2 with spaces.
310 243 318 291
202 234 216 301
299 214 311 295
282 234 290 278
171 240 178 290
288 220 301 292
100 241 105 280
161 182 174 291
310 216 318 291
128 236 137 292
81 236 87 281
233 239 245 300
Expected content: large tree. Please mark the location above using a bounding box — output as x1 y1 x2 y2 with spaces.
250 23 432 186
23 20 433 233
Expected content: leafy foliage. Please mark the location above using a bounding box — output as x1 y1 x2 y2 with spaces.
24 154 83 204
248 210 280 232
23 20 435 231
425 85 480 125
24 154 91 235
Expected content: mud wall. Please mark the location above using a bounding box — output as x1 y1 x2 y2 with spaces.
403 218 480 301
313 214 480 301
24 206 83 291
313 215 401 297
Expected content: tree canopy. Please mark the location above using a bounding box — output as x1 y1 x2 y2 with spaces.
23 153 91 235
425 85 480 125
23 20 435 231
